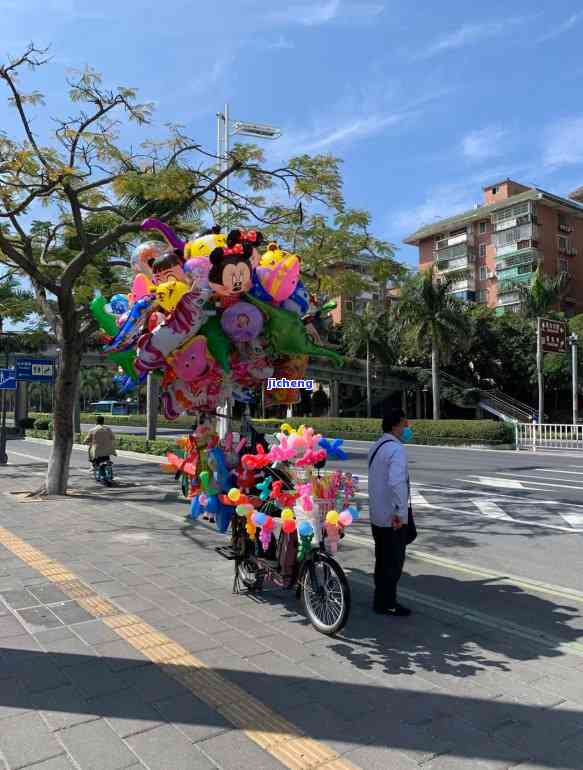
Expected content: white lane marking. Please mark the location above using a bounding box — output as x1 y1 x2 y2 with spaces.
7 450 53 463
536 468 583 475
561 513 583 529
472 500 514 520
463 476 525 489
411 491 430 507
501 472 583 485
495 474 583 491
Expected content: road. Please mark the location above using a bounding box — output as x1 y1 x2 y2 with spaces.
7 436 583 595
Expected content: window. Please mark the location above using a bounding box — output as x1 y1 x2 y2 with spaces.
558 236 568 251
491 187 498 195
479 266 487 281
559 258 568 275
479 243 486 258
477 289 488 303
479 221 488 234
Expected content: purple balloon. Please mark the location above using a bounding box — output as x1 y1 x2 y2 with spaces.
220 302 263 342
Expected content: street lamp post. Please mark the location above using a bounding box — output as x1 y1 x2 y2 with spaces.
0 332 12 465
570 332 579 426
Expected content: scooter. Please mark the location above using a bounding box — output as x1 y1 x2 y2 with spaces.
93 458 114 487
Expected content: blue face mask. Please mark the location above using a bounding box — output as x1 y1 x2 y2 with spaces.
401 427 413 444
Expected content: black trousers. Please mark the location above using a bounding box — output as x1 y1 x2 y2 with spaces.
371 524 408 610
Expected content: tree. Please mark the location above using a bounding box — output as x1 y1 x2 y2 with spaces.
518 267 570 320
342 303 395 417
263 208 402 299
0 46 343 495
395 267 469 420
79 366 113 410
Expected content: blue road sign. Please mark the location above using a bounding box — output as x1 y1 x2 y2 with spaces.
15 358 55 383
0 369 16 390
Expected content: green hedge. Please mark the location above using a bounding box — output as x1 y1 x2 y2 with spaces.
27 429 181 457
251 418 515 446
28 412 240 431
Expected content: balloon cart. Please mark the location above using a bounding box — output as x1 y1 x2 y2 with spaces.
88 221 354 634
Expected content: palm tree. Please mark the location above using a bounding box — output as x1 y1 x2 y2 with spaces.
518 267 570 320
342 303 394 417
80 367 113 410
395 266 469 420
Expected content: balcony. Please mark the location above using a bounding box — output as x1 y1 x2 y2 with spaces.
492 224 538 250
497 273 533 295
447 277 476 294
495 246 541 270
497 291 521 306
436 253 475 273
435 230 471 251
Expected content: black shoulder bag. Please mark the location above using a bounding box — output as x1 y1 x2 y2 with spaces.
368 439 418 545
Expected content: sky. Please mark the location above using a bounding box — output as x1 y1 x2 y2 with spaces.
1 0 583 267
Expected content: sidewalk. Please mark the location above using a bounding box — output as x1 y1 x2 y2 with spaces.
1 467 583 769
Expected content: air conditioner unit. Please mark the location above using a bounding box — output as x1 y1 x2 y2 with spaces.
487 271 496 279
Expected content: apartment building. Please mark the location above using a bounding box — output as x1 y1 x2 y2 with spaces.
404 179 583 315
329 252 396 325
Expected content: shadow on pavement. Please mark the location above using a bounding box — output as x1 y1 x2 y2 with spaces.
0 647 582 767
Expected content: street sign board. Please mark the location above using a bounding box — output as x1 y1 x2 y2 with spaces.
540 318 567 353
15 358 55 382
0 369 16 390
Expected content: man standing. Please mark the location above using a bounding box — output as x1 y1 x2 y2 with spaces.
368 407 413 617
84 416 116 466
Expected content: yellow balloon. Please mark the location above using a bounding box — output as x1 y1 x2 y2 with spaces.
155 279 190 312
326 510 339 525
281 508 294 521
184 233 226 259
228 488 241 502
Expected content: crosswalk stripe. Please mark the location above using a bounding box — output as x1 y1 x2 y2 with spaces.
472 500 514 520
411 491 430 507
561 513 583 528
464 476 525 489
536 469 583 475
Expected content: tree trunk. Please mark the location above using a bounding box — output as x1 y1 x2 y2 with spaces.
46 331 82 495
366 339 372 418
431 342 440 421
146 372 159 441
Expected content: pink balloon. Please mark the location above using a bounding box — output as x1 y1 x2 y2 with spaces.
339 511 353 527
132 273 151 301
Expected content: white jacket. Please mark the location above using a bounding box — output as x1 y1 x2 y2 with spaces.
367 433 409 527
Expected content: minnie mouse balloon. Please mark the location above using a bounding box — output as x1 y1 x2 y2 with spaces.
220 302 263 343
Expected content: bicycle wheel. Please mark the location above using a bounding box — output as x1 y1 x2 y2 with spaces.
236 557 263 591
301 553 351 635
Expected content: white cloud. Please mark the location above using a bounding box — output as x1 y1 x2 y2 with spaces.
413 17 530 61
544 116 583 168
461 126 508 161
268 0 383 27
535 11 583 43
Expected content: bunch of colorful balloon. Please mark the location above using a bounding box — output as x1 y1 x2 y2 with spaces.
90 218 341 414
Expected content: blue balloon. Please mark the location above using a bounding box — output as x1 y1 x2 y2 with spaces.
255 512 267 526
319 437 347 461
348 505 359 521
282 281 310 315
189 496 202 520
104 294 156 353
248 273 275 303
298 520 314 537
215 501 234 533
110 293 130 315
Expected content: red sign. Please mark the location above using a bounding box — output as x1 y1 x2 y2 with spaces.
540 318 567 353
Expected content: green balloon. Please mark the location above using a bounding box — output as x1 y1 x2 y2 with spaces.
245 295 343 366
89 294 138 380
199 316 232 372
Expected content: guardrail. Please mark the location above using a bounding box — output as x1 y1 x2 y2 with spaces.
516 423 583 451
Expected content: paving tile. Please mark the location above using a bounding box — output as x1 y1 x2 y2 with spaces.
62 659 129 699
127 724 214 770
0 712 63 770
153 691 230 743
123 664 186 702
17 606 62 632
179 610 231 635
20 756 78 770
1 588 39 609
13 655 72 695
27 585 70 605
0 632 44 655
93 639 150 672
71 619 120 646
0 614 27 638
32 683 100 732
59 719 138 770
198 730 287 770
341 744 419 770
167 626 221 653
34 626 84 647
88 689 163 738
48 602 94 626
134 608 189 632
0 677 33 720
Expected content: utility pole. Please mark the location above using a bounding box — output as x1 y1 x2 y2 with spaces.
570 333 579 425
537 317 544 424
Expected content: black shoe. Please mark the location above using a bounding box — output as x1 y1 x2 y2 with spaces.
391 603 412 617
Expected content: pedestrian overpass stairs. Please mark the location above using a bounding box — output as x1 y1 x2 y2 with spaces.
439 372 537 423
